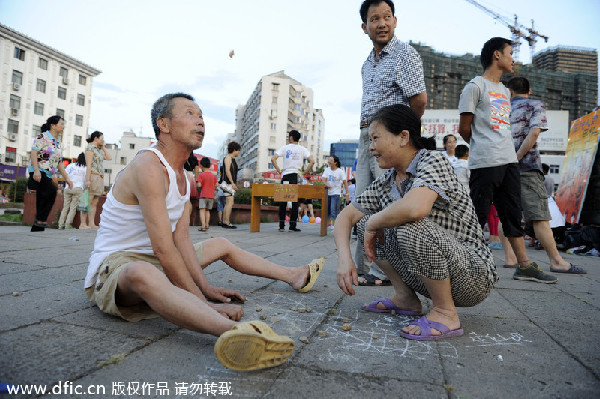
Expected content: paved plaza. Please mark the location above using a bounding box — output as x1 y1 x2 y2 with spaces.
1 223 599 398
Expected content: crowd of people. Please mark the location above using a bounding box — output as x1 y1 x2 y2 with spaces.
20 0 590 372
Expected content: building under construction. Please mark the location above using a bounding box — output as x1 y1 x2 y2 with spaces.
533 46 598 75
412 41 598 124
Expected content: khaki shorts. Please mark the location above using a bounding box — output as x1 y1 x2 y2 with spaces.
199 198 215 209
89 174 104 196
85 242 204 322
520 171 551 221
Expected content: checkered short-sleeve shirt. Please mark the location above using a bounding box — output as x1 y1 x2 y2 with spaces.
360 36 426 124
353 150 496 279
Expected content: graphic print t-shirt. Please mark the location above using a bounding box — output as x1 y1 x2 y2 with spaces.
458 76 517 169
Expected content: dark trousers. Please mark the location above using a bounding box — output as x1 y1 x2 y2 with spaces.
469 163 524 237
278 173 298 229
28 172 57 223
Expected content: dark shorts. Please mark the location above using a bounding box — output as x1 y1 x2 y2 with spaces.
470 163 524 237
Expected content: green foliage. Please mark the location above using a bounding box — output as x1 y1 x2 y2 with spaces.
234 187 252 205
0 213 23 222
8 178 28 203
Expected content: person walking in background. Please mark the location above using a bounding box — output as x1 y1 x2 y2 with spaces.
271 130 315 233
322 156 349 230
458 37 556 284
220 141 241 229
442 134 458 165
83 131 112 229
196 157 218 232
499 76 585 275
28 115 73 232
58 152 86 229
356 0 427 284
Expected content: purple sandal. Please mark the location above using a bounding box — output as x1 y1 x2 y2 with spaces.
361 298 421 316
400 316 464 341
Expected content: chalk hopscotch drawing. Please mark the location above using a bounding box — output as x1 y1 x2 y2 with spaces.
466 332 532 347
315 310 459 362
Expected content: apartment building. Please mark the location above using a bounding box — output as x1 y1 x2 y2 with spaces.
0 23 101 166
231 71 325 179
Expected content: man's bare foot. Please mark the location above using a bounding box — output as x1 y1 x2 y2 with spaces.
549 259 573 271
79 225 90 229
290 264 311 290
402 307 460 337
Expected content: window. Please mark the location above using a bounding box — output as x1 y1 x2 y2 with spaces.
34 102 44 116
268 149 275 156
36 79 46 93
75 114 83 126
129 143 135 149
56 108 65 118
549 164 560 174
5 151 16 163
10 95 21 110
12 70 23 85
268 163 274 170
120 157 127 165
271 110 277 118
77 94 85 106
14 47 25 61
79 74 87 85
8 119 19 134
271 123 276 130
58 87 67 100
272 97 277 104
294 104 301 110
38 57 48 70
59 67 68 78
73 135 82 147
32 125 41 135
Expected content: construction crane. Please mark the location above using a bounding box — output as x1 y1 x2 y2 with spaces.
464 0 548 62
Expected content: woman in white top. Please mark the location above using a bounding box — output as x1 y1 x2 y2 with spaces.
58 152 87 229
442 134 458 165
322 156 349 228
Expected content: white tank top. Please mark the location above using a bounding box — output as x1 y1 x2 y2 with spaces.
85 147 190 288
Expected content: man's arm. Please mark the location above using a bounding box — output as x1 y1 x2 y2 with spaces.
458 113 474 143
409 92 427 118
271 154 281 173
304 155 315 174
516 128 542 161
133 154 206 300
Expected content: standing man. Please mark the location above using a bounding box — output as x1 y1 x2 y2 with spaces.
271 130 315 232
501 77 585 275
85 93 324 371
458 37 556 283
356 0 427 283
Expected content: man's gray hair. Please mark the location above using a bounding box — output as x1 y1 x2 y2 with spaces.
151 93 195 138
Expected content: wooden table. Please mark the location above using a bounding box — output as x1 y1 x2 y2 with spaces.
250 184 329 236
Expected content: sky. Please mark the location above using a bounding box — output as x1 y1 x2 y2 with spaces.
1 0 599 159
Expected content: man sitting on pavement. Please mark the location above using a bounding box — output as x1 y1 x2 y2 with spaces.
84 93 323 371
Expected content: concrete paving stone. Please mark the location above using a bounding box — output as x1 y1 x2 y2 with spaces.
0 260 46 275
440 318 600 398
0 281 90 331
264 366 448 399
1 248 91 268
53 307 180 340
54 329 283 399
0 263 86 296
456 290 528 320
1 320 148 387
497 289 600 371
